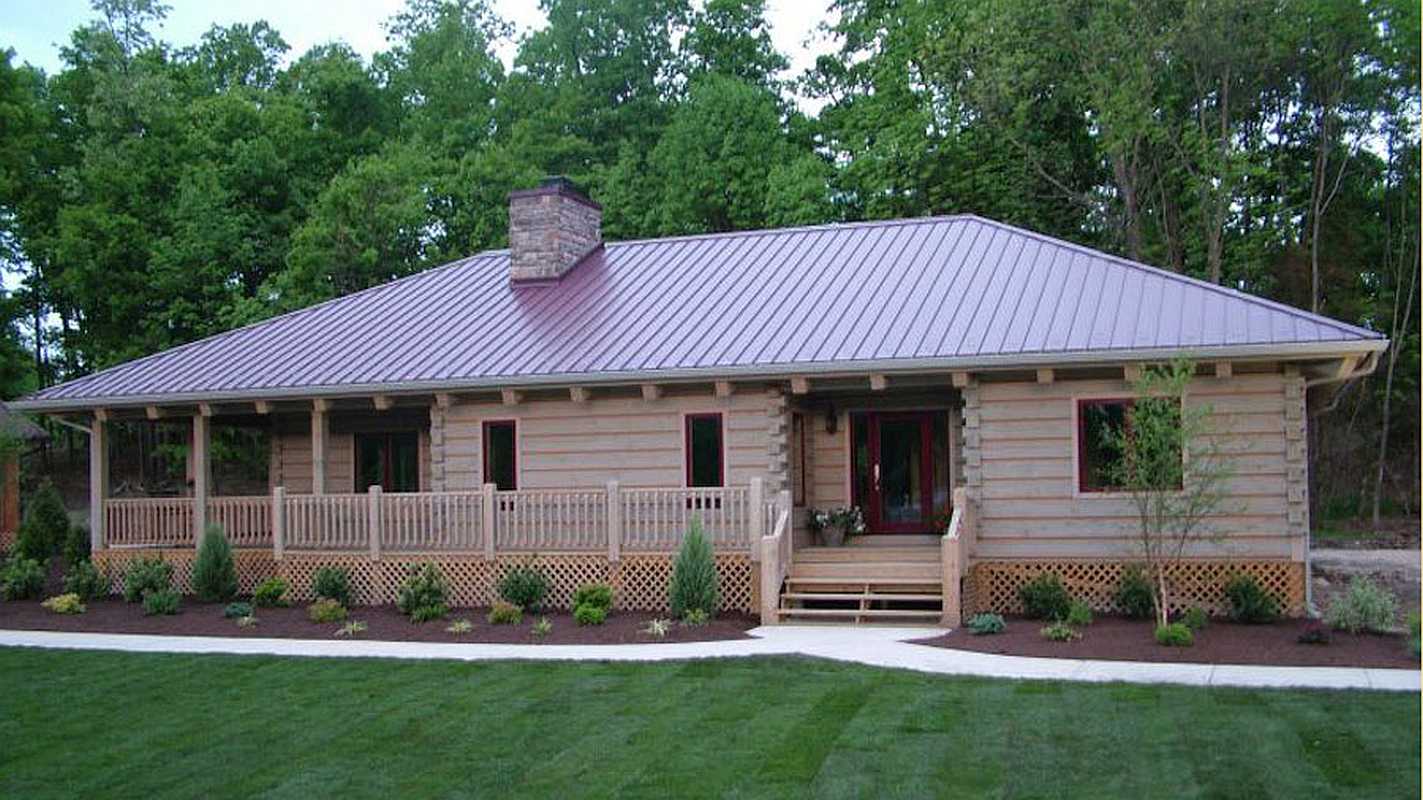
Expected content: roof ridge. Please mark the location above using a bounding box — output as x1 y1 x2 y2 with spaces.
960 214 1383 341
600 214 975 249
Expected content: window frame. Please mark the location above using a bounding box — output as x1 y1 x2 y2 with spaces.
481 419 519 491
353 431 420 493
791 412 807 506
683 412 725 488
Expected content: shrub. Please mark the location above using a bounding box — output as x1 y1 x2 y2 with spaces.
1115 565 1156 620
252 577 290 608
1 557 46 600
307 598 347 623
966 613 1006 635
572 583 614 612
1019 573 1071 621
143 588 180 616
1324 576 1398 634
1407 611 1421 657
1065 600 1093 627
396 563 449 621
223 601 253 619
446 619 474 634
1297 619 1331 645
1040 621 1080 642
236 615 258 628
15 484 70 562
498 565 548 612
122 558 173 603
312 566 352 607
682 608 710 626
335 620 367 637
531 617 552 637
192 525 238 602
41 593 85 614
63 560 107 600
669 518 719 619
574 604 607 626
1154 622 1194 647
62 524 90 568
642 618 672 638
487 601 522 625
1180 606 1209 631
1224 575 1278 624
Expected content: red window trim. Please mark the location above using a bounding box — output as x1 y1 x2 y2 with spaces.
684 413 725 488
1077 398 1133 493
792 412 806 506
482 419 517 490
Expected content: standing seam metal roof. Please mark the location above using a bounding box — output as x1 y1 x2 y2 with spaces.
25 214 1383 405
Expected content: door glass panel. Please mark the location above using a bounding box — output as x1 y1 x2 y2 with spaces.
932 413 950 515
484 422 517 490
389 433 419 492
879 418 923 525
355 435 384 492
851 415 871 511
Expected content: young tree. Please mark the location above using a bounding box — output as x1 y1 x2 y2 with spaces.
1104 360 1235 629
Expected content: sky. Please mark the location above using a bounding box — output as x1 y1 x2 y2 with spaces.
1 0 838 109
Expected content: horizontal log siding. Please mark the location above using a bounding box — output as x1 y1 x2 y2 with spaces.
443 392 772 490
974 373 1297 560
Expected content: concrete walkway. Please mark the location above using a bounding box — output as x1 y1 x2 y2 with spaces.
2 626 1416 692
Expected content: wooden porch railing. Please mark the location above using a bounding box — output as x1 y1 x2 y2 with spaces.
620 486 752 551
105 497 195 548
206 496 272 548
495 488 606 551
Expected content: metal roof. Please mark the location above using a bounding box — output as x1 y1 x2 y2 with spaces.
20 215 1384 408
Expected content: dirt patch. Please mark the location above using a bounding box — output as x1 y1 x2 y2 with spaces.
914 615 1418 670
0 598 755 645
1313 517 1420 550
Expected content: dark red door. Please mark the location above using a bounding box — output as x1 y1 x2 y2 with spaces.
851 411 937 533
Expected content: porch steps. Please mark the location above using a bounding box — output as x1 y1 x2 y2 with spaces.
777 544 945 625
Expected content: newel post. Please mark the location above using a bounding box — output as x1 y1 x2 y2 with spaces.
271 486 285 560
760 534 780 626
606 479 621 562
481 482 497 561
748 477 765 542
367 485 383 560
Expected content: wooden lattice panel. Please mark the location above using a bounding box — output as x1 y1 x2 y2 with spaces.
278 555 388 605
93 549 197 595
615 554 753 614
493 555 611 610
967 559 1305 617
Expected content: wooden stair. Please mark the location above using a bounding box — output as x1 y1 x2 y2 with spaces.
776 545 944 625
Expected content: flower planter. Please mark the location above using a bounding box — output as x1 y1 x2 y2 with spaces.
820 523 848 547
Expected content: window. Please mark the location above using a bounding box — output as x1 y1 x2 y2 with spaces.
1078 399 1130 492
791 413 806 506
355 432 419 492
483 420 517 490
684 413 724 487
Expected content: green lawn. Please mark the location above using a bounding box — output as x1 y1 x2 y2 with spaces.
0 649 1416 799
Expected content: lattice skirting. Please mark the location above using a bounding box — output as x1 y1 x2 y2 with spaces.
93 549 754 614
966 559 1305 617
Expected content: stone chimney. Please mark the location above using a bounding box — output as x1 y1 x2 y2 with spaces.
507 176 603 282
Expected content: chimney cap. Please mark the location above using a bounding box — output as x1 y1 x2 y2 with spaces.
508 174 601 210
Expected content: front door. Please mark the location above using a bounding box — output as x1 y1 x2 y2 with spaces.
851 411 950 533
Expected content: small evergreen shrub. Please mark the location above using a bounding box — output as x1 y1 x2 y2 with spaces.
143 588 180 616
335 620 367 637
252 577 290 608
1019 573 1071 621
487 601 522 625
531 617 552 637
223 601 254 619
669 518 719 619
396 563 449 621
642 618 671 638
192 525 238 602
1224 575 1278 624
966 613 1006 635
1297 619 1331 645
682 608 710 626
41 593 85 614
572 583 613 612
1115 565 1156 620
63 560 107 600
498 565 549 612
1065 600 1093 626
122 558 173 603
1324 576 1398 634
574 604 607 626
312 566 352 607
1154 622 1194 647
1040 621 1080 642
1 557 46 600
15 484 70 562
1407 611 1421 657
446 619 474 634
1180 606 1209 631
236 615 258 628
62 524 90 568
307 598 347 623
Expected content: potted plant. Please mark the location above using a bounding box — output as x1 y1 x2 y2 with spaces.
807 507 866 546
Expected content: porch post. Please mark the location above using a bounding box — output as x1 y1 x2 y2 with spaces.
271 486 285 560
748 476 765 541
311 399 328 494
88 413 108 551
192 413 210 544
367 485 383 560
605 479 621 562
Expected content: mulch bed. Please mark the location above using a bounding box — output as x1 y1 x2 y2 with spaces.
0 598 755 645
914 614 1419 669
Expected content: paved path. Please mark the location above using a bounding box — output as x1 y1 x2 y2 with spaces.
1312 548 1420 574
2 626 1415 692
